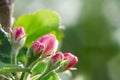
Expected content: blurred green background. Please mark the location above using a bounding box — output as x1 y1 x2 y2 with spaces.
14 0 120 80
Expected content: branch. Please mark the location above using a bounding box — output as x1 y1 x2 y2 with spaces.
0 0 14 32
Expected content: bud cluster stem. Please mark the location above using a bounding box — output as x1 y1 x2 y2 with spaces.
11 47 19 64
37 70 53 80
20 57 45 80
36 58 56 80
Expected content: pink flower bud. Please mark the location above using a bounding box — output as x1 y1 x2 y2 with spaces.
51 52 64 64
64 53 78 70
32 41 45 53
13 27 25 40
39 34 58 57
12 27 26 47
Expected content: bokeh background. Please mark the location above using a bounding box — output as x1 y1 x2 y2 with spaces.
14 0 120 80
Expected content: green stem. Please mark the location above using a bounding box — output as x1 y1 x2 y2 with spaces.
37 69 52 80
20 57 44 80
37 59 54 80
6 73 15 80
11 47 19 64
11 47 20 80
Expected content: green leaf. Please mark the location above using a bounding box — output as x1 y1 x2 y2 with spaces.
14 10 63 47
0 62 30 74
17 47 27 64
32 61 46 75
41 71 60 80
0 26 11 63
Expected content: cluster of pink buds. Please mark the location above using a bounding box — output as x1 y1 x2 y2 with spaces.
31 33 78 71
51 52 78 71
31 34 58 57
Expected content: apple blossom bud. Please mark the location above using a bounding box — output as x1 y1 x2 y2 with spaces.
51 52 64 64
64 53 78 70
13 27 24 40
46 52 64 70
12 27 26 47
11 27 26 64
32 41 45 54
39 34 58 57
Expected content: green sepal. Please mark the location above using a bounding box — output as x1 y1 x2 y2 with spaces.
48 59 61 71
25 48 41 67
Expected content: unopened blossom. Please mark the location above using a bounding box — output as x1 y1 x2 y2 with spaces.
13 27 25 40
32 41 45 54
39 34 58 57
51 52 64 64
64 53 78 70
12 27 26 47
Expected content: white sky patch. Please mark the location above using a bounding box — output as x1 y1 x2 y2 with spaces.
15 0 82 27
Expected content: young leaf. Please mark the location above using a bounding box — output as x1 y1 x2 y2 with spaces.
0 62 30 74
17 47 27 64
32 61 46 75
14 10 62 47
0 26 11 63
